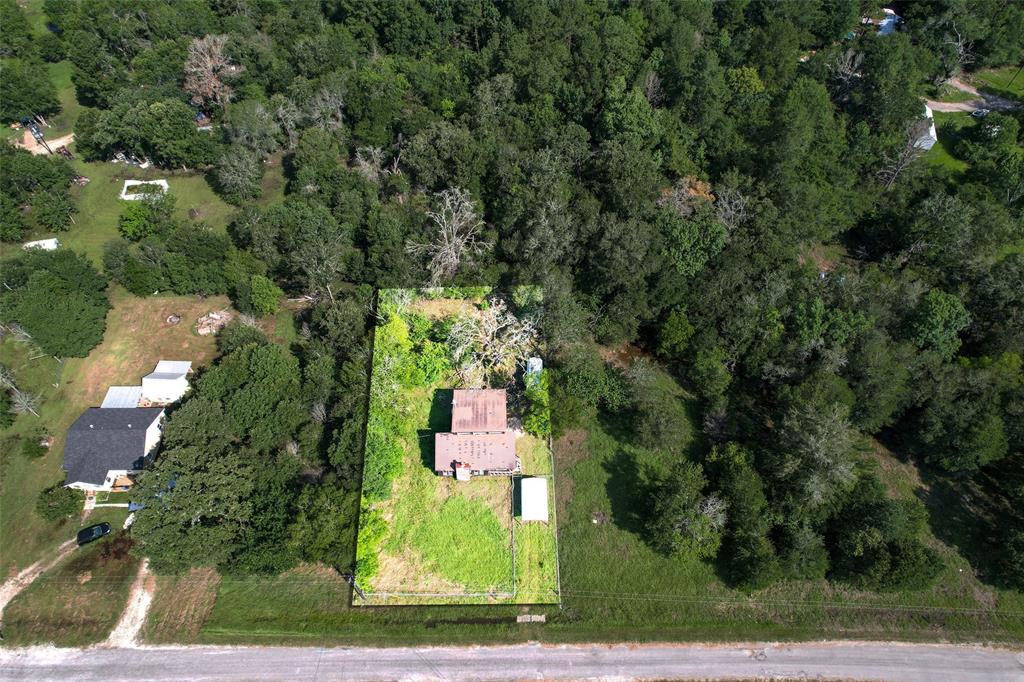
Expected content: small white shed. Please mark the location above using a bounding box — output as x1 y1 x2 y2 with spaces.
141 360 192 404
913 104 939 150
100 386 143 408
23 238 60 251
520 477 549 523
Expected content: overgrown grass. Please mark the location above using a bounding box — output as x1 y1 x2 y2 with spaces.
356 290 558 605
1 534 139 646
141 568 221 644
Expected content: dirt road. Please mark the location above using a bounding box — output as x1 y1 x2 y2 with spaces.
103 559 153 648
0 541 75 624
926 76 1019 113
1 641 1021 681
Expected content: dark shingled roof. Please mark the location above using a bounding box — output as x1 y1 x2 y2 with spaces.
64 408 164 486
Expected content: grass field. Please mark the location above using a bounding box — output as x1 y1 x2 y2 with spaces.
970 65 1024 101
925 111 975 173
141 567 221 644
355 290 559 605
1 533 139 646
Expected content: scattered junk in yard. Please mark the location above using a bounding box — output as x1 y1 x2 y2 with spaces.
123 512 136 530
120 179 169 200
165 314 182 325
516 614 546 623
188 207 200 219
72 175 90 186
591 511 609 525
55 145 73 160
197 310 232 336
111 151 152 168
195 110 213 131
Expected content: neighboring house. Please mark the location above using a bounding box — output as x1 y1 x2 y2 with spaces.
22 238 59 251
520 477 549 523
142 360 192 404
913 104 939 150
64 407 165 491
434 389 518 480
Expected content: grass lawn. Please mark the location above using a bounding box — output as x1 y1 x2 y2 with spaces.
355 290 558 605
141 567 221 644
970 65 1024 101
60 161 236 267
1 533 140 646
925 111 975 173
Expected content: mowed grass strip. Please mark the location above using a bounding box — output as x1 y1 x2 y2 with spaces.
141 567 221 644
1 535 139 646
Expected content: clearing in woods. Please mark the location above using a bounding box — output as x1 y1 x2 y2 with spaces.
354 288 559 605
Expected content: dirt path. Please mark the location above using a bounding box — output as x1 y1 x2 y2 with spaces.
926 76 1019 113
104 559 153 648
0 540 76 623
14 130 75 155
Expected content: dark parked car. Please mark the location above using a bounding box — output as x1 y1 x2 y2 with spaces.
76 523 111 547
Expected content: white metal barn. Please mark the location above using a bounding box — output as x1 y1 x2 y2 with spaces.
141 360 192 404
520 477 549 523
100 386 143 408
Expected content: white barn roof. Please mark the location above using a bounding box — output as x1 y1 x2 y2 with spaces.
520 477 549 522
100 386 143 409
142 360 192 403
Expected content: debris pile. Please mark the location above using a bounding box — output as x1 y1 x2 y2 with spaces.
196 310 232 336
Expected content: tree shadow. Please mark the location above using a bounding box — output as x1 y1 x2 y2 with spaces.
601 448 652 537
417 388 452 470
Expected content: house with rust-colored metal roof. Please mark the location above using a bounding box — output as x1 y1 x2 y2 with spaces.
434 389 518 479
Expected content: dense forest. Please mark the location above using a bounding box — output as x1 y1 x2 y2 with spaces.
1 0 1023 595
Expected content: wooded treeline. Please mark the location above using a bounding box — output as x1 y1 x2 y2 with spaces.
2 0 1022 591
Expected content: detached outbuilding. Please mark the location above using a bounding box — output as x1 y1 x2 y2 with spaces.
520 477 549 523
913 104 939 150
142 360 192 404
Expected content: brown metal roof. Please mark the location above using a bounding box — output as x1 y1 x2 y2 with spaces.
434 432 517 473
451 389 507 433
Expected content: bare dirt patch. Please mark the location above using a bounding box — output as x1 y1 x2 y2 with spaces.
371 548 467 596
599 343 653 370
409 297 476 320
141 567 220 644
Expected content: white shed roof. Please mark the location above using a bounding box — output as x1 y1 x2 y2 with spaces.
23 238 60 251
147 360 192 378
100 386 143 409
520 477 549 522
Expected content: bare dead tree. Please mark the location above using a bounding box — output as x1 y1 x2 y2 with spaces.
10 388 40 417
354 146 386 183
714 185 750 234
940 21 975 83
307 84 345 133
183 35 241 108
406 188 490 286
447 297 539 387
877 123 926 190
0 364 15 390
272 95 302 150
291 231 349 304
828 48 863 101
311 402 327 424
643 70 664 107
